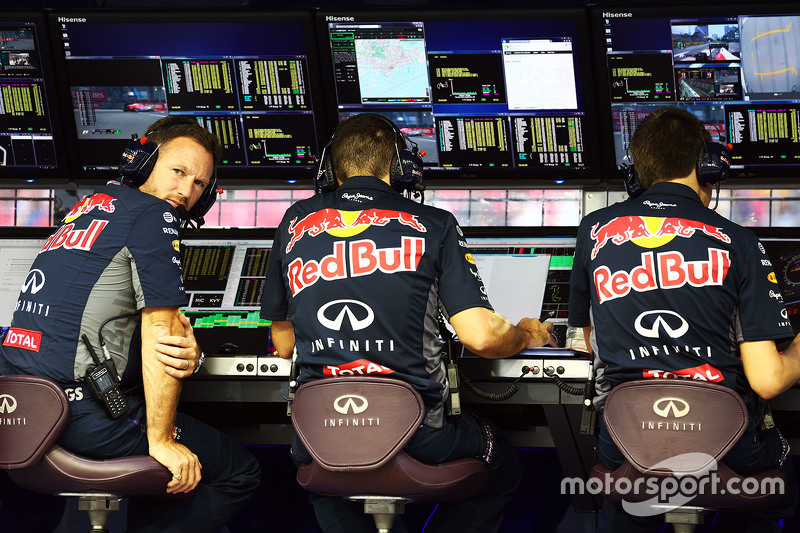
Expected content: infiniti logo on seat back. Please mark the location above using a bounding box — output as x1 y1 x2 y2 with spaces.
318 300 374 331
333 394 369 415
0 394 18 414
652 397 691 418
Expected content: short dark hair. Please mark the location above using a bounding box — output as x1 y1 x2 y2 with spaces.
629 107 711 189
145 115 222 168
329 114 403 180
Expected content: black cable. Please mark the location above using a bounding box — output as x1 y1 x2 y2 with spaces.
98 312 141 356
552 375 585 396
458 365 527 402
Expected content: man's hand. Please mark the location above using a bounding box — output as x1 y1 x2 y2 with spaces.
155 312 200 378
149 439 202 494
516 317 557 349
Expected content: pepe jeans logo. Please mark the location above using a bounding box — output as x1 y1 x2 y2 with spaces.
652 397 690 418
333 394 368 415
0 394 18 414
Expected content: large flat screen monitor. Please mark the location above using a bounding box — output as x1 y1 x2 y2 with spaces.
48 11 325 184
316 9 599 184
0 13 67 181
593 4 800 181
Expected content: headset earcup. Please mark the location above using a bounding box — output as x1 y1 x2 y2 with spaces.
622 162 644 198
698 142 730 186
119 139 158 187
188 183 217 226
391 149 424 193
313 143 337 193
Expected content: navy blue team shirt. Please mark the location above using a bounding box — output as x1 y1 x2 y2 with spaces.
261 176 491 428
569 182 794 428
0 183 187 388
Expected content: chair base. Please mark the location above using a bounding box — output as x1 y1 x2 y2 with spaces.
61 494 125 533
349 495 410 533
664 507 704 533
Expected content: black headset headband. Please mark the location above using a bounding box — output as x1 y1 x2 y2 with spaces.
623 126 730 199
313 114 425 194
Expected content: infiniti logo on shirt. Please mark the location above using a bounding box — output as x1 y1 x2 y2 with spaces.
21 269 45 295
634 310 689 339
317 300 375 331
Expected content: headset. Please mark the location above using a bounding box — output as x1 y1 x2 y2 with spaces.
313 114 425 195
118 117 218 225
623 140 731 199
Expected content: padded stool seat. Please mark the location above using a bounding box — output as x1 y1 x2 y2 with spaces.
292 377 487 532
0 374 170 532
593 379 786 532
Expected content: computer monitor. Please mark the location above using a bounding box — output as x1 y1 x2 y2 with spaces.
48 11 325 184
179 230 277 362
465 230 577 347
593 4 800 182
316 9 599 185
0 13 67 181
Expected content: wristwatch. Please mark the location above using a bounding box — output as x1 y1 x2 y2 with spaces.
193 351 205 374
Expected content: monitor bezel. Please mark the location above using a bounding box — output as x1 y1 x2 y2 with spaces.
590 3 800 186
46 9 330 187
0 11 71 184
314 8 602 188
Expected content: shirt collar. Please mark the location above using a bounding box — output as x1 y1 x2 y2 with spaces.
337 176 396 195
643 181 704 205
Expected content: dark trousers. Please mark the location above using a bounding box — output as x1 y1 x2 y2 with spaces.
596 416 795 533
292 408 522 533
59 395 261 533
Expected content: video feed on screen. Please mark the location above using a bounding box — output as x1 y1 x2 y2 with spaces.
598 7 800 174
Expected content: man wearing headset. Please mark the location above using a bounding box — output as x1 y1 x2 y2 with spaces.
261 113 555 532
0 116 260 532
569 107 800 532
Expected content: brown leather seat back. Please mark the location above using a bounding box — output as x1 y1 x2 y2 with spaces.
0 375 69 469
291 377 424 471
604 379 747 476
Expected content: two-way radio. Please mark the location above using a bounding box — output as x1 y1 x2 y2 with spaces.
81 334 129 419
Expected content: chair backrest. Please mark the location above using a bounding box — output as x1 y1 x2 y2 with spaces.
603 379 748 476
0 375 69 469
291 377 424 472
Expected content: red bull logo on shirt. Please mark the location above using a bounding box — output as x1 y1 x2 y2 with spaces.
594 248 731 304
288 237 425 296
39 220 108 254
286 208 427 253
590 216 731 260
63 193 117 223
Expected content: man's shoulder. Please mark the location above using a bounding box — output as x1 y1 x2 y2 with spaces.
94 183 171 217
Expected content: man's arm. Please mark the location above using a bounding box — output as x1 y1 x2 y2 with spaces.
741 333 800 400
155 312 202 378
270 320 295 359
141 306 202 494
449 307 555 359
